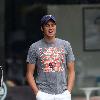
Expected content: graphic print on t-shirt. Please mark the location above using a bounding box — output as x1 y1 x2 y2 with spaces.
39 47 65 72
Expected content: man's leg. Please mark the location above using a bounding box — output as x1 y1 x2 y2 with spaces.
55 90 71 100
36 91 54 100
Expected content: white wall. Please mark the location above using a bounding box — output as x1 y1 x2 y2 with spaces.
47 5 100 78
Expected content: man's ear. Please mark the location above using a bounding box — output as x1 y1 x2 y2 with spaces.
41 26 43 32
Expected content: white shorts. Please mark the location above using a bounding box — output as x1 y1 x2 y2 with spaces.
36 90 71 100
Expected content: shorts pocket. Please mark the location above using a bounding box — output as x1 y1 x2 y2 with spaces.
66 90 71 95
36 91 49 100
36 91 41 98
64 90 71 96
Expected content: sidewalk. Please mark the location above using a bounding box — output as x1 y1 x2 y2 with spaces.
72 96 100 100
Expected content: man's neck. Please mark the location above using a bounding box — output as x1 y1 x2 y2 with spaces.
43 36 56 43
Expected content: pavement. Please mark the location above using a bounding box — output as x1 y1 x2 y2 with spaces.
5 86 100 100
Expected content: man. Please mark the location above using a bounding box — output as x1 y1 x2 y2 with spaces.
26 15 75 100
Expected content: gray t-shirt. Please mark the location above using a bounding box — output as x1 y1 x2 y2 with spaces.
27 38 75 94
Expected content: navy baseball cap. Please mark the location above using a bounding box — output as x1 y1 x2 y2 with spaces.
41 15 56 26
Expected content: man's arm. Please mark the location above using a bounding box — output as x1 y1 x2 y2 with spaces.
67 61 75 93
26 63 39 95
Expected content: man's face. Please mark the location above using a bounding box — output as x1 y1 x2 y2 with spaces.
41 20 56 38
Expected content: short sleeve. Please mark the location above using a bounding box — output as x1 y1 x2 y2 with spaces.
64 41 75 63
26 44 37 64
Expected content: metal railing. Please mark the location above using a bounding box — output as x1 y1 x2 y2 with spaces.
0 66 7 100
